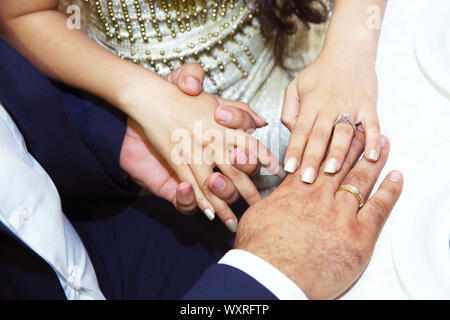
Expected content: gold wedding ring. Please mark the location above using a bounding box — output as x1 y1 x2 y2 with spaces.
337 184 365 208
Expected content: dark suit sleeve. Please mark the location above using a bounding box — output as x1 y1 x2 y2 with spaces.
0 38 138 201
55 85 140 194
183 264 277 300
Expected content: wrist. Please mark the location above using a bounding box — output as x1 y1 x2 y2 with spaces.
115 67 181 122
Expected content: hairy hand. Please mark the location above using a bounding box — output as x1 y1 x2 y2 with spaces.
235 131 402 299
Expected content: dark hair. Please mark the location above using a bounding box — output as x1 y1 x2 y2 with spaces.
257 0 329 67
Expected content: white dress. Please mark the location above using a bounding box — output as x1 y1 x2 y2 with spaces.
59 0 329 191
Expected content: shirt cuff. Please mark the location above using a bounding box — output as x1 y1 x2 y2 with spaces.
218 249 308 300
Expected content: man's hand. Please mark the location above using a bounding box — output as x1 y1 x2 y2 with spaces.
120 63 263 218
235 131 403 299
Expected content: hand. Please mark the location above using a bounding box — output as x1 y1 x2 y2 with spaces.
235 131 403 299
120 63 268 230
282 48 380 184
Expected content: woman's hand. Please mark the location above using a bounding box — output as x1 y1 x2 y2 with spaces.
121 64 263 221
122 71 280 231
281 0 386 184
282 48 380 183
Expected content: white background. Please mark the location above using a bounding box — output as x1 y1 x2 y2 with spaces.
341 0 450 299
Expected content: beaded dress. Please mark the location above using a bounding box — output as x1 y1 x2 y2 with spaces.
59 0 329 190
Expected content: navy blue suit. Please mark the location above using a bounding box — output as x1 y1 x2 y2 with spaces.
0 39 276 300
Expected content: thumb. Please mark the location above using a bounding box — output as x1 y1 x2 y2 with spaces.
165 63 205 96
358 170 403 240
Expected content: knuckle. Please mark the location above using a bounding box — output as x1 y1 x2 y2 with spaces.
367 198 389 226
335 123 355 137
281 116 293 129
292 121 308 137
346 169 371 187
311 125 330 141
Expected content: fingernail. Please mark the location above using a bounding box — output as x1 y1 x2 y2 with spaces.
367 149 379 161
257 115 269 126
324 158 339 174
235 150 248 165
180 185 192 196
217 108 232 123
301 167 316 184
284 157 298 173
389 170 402 182
356 124 364 132
225 219 238 233
185 76 201 91
204 208 215 221
212 175 226 191
380 135 388 148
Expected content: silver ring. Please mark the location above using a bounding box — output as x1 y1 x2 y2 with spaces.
334 113 356 131
337 184 365 208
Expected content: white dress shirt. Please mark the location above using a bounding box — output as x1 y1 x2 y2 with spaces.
0 102 104 300
0 102 306 300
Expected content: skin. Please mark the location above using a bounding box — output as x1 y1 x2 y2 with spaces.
235 131 403 299
121 63 261 220
282 0 387 183
0 0 274 228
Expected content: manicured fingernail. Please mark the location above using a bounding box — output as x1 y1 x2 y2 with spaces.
301 167 316 184
389 170 402 182
257 115 269 126
356 124 364 132
225 219 238 233
212 175 226 191
185 76 201 91
204 208 215 221
367 149 379 161
324 158 339 174
380 135 388 148
180 185 192 196
217 107 232 123
284 157 298 173
235 150 248 165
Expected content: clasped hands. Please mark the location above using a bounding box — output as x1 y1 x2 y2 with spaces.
120 63 403 299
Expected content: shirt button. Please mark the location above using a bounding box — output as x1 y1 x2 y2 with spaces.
20 207 30 222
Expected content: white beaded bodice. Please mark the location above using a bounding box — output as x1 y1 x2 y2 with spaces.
61 0 273 100
59 0 329 190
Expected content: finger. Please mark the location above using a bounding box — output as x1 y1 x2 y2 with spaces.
358 170 403 240
215 105 257 132
174 164 216 221
229 147 260 177
283 109 317 174
335 135 389 215
281 82 300 131
317 129 365 191
165 63 205 96
208 172 240 204
217 97 267 128
361 113 381 162
298 115 335 184
323 123 355 174
217 163 262 206
189 163 238 233
174 182 197 215
232 130 284 179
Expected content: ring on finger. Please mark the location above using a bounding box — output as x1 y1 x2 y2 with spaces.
337 184 365 209
334 113 357 132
